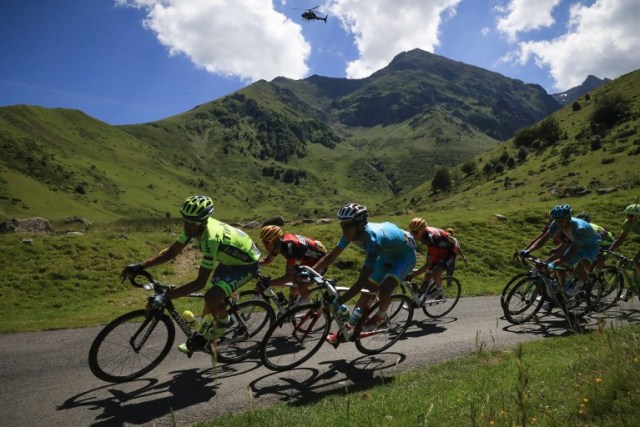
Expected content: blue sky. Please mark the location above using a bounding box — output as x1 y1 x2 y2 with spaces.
1 0 639 125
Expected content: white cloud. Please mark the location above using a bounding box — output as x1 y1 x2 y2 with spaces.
115 0 310 81
495 0 561 42
328 0 462 79
507 0 640 90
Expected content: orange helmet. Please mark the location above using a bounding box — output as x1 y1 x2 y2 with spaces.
260 225 284 243
409 217 427 233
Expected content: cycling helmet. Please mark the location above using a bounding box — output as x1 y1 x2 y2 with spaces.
180 195 214 223
260 225 283 243
549 204 572 219
337 203 368 223
623 204 640 216
575 211 591 222
409 217 427 233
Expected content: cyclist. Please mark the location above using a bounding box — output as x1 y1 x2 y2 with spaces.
312 203 416 343
608 203 640 299
406 218 455 299
258 225 327 305
519 204 600 297
445 227 468 278
574 211 615 270
120 195 261 355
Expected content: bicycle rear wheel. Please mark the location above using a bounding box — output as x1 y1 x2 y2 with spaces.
503 276 544 324
260 302 330 372
422 277 461 318
355 294 413 355
215 299 275 364
592 267 623 311
88 309 175 383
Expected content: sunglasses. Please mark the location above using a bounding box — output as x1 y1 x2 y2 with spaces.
340 222 358 230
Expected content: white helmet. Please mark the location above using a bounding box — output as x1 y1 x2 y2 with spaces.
337 203 368 223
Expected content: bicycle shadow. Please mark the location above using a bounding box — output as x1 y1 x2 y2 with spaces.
248 352 405 406
58 361 258 425
502 311 594 337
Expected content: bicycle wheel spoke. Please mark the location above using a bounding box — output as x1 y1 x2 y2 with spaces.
422 276 461 318
216 300 274 364
260 303 330 371
89 310 174 383
504 277 543 324
355 294 413 355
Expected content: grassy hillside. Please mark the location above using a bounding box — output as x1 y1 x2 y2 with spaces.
395 68 640 216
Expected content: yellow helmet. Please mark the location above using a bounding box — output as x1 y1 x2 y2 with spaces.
409 217 427 233
260 225 284 243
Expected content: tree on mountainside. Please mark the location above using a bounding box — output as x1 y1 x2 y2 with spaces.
461 160 477 176
590 94 631 133
431 168 452 193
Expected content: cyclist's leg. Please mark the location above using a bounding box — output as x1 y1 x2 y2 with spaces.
367 251 415 318
204 262 259 332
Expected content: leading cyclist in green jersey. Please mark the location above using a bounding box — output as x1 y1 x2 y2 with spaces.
121 195 261 355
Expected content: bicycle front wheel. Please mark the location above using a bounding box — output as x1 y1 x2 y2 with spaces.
260 302 331 372
88 309 175 383
355 294 413 355
215 299 275 364
503 276 544 324
592 267 623 311
422 277 461 318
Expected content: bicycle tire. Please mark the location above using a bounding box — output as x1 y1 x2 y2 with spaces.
500 272 531 312
355 294 413 355
215 299 275 364
503 276 544 324
260 302 330 372
88 309 175 383
422 276 461 318
593 266 623 311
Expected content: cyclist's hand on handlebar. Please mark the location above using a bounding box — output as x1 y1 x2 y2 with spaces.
518 249 530 257
121 263 144 283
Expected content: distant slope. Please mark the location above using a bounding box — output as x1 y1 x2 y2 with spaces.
552 75 611 106
396 68 640 217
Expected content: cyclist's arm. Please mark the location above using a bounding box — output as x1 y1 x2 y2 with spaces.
608 230 628 252
552 243 579 266
141 241 187 269
409 254 433 279
259 251 277 266
269 264 296 287
525 230 551 254
337 265 374 305
313 246 344 272
165 266 212 300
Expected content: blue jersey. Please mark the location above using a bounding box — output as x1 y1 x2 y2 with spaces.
337 222 416 268
548 218 600 248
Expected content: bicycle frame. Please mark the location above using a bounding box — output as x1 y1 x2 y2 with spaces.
602 250 638 293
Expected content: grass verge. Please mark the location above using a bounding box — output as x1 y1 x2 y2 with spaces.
199 325 640 427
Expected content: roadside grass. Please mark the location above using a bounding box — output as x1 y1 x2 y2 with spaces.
200 325 640 427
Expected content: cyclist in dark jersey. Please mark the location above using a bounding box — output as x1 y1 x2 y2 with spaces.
609 204 640 296
406 218 455 299
121 195 261 355
258 225 327 305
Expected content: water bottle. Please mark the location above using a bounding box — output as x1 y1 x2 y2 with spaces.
182 310 199 330
348 307 364 328
336 303 350 323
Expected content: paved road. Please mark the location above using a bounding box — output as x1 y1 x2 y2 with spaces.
1 296 638 426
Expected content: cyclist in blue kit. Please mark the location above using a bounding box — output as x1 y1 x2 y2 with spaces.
312 203 416 343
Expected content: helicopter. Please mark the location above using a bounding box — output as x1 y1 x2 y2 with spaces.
295 5 328 23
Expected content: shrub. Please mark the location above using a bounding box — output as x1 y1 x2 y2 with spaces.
601 157 615 165
431 168 452 193
590 94 631 132
572 101 581 111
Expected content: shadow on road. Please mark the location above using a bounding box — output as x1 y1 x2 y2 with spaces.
58 360 260 425
249 352 406 406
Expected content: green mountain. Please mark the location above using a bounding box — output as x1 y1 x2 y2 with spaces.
396 68 640 217
0 49 561 223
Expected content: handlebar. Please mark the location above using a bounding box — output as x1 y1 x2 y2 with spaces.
295 265 339 302
129 270 157 288
517 254 567 272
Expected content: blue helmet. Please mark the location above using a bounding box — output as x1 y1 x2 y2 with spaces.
549 204 572 219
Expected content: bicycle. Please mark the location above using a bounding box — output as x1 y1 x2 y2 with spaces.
259 266 414 372
503 255 597 327
397 272 462 318
600 249 639 303
88 270 274 383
